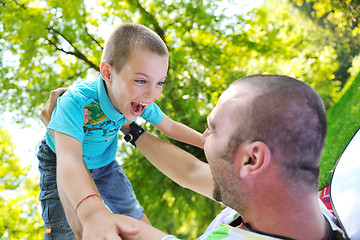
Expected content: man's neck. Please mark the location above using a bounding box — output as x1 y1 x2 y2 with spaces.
239 190 328 239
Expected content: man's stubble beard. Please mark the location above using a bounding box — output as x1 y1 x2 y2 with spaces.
212 178 222 202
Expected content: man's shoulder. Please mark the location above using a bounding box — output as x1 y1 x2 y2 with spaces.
199 223 278 240
198 207 280 239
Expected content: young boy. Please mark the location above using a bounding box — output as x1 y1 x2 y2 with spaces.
37 23 204 240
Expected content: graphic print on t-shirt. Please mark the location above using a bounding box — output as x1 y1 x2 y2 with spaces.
83 102 119 141
85 102 107 125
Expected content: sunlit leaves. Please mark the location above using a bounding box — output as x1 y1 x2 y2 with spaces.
0 129 43 239
0 0 102 118
289 0 360 83
0 0 356 238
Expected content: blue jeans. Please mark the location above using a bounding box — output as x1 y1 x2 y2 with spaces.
37 139 144 240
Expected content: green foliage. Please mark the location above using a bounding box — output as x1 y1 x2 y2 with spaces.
288 0 360 84
231 1 341 107
319 73 360 189
0 129 43 239
1 0 343 120
0 0 357 238
0 0 101 120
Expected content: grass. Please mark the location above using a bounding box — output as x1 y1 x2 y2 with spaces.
319 73 360 189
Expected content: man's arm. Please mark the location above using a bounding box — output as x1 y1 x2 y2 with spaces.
155 114 204 149
134 129 214 200
40 88 67 137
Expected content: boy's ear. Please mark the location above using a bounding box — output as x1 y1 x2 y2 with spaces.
238 141 271 179
100 61 112 83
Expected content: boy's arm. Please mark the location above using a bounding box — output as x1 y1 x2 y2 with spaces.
55 131 136 239
154 114 204 148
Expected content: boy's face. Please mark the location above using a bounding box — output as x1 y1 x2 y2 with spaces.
105 48 168 119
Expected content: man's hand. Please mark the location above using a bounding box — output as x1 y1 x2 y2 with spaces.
40 88 89 131
120 120 134 134
40 88 67 128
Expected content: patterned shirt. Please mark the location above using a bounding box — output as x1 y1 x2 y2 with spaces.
162 200 345 240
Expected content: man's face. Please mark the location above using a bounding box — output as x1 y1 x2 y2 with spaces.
106 48 168 119
202 86 249 207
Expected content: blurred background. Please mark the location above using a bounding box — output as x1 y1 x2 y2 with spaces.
1 0 359 239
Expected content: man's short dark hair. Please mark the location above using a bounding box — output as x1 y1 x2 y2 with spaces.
226 75 327 189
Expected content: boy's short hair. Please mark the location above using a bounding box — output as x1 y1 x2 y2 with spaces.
102 23 169 73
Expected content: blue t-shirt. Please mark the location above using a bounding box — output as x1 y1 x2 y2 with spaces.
46 76 163 169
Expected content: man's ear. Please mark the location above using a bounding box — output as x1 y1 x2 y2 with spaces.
100 61 112 83
238 141 271 178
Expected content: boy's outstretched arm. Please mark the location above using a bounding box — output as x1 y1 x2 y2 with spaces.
155 114 204 148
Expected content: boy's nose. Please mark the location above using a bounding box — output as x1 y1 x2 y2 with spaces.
143 87 153 98
143 86 158 100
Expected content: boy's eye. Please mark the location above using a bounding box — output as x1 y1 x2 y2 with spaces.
157 81 165 86
135 79 146 84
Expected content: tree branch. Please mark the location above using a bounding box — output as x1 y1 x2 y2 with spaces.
85 25 103 50
59 67 91 86
80 0 103 50
47 27 100 71
129 0 166 44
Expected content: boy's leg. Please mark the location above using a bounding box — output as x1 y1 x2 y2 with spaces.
91 160 149 223
37 138 77 240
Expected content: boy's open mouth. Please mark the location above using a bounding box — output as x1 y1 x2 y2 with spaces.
130 102 148 116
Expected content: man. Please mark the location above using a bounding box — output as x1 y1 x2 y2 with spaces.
41 75 345 239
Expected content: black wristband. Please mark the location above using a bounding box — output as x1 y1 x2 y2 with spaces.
123 122 145 147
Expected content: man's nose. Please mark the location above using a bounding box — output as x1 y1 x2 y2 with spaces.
201 129 210 143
